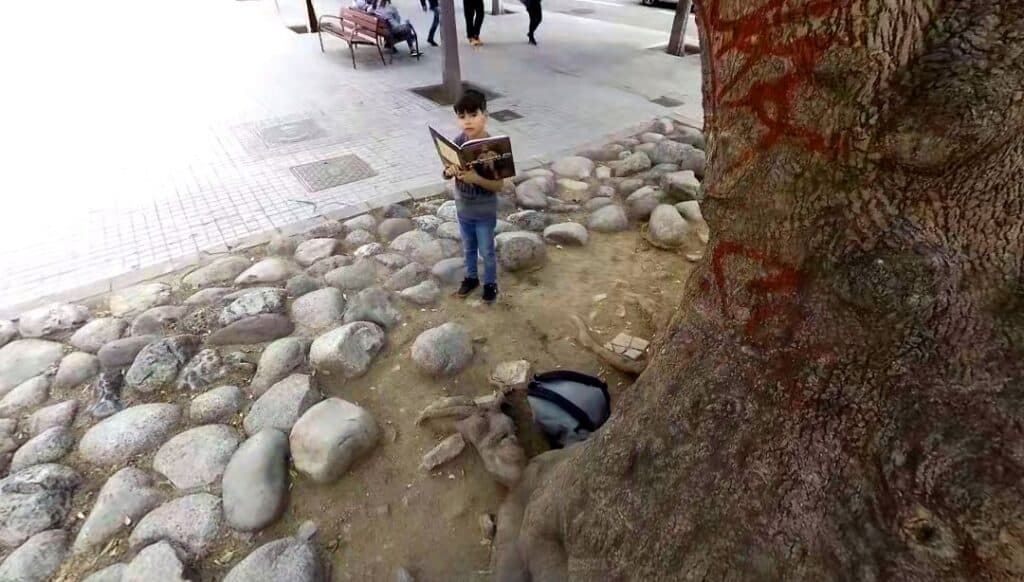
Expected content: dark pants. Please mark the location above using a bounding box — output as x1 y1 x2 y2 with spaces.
464 0 485 39
389 22 419 52
428 7 440 42
526 0 542 36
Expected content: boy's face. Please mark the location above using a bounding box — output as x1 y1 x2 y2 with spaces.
458 109 487 138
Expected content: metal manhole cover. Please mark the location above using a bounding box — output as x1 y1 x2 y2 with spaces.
291 155 377 192
491 109 523 122
258 119 326 147
651 95 685 107
569 8 594 14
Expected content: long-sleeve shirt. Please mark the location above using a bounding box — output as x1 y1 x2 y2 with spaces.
453 133 499 220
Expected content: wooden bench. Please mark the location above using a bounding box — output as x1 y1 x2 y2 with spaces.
318 8 391 69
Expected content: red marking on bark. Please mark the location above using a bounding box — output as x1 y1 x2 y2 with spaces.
710 241 802 319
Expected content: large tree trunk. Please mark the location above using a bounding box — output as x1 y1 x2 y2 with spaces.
495 1 1024 580
666 0 693 57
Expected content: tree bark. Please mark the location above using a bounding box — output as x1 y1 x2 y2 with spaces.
666 0 692 57
495 1 1024 580
440 0 462 102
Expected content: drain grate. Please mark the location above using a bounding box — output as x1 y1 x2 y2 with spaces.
650 95 685 108
257 119 326 147
291 155 377 192
568 7 595 14
491 109 523 122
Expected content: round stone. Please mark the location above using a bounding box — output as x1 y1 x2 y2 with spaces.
0 464 81 549
234 258 299 286
78 404 182 466
0 340 65 397
54 351 100 390
0 375 52 418
625 186 662 220
243 374 322 436
189 385 247 424
343 287 402 330
18 303 90 338
125 335 200 393
495 232 548 271
588 204 630 233
290 399 379 484
207 315 294 346
324 258 379 292
250 338 309 397
378 218 415 242
436 200 459 222
223 537 325 582
74 467 162 555
344 214 377 234
128 493 222 561
130 306 188 337
310 323 386 379
10 427 75 473
109 284 172 319
219 289 287 327
291 288 347 333
648 204 691 249
411 323 473 376
222 429 289 532
399 280 441 306
551 156 595 179
153 424 242 490
183 256 251 288
343 229 375 251
0 529 70 582
543 222 589 246
294 239 339 268
515 178 552 209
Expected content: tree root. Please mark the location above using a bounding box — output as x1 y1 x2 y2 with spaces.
570 315 647 376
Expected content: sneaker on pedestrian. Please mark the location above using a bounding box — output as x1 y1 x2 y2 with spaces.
457 277 480 298
528 34 537 45
482 283 498 303
428 38 438 46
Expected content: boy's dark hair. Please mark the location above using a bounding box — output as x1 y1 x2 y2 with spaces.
454 89 487 115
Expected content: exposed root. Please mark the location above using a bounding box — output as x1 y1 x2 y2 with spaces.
570 315 647 376
623 292 660 333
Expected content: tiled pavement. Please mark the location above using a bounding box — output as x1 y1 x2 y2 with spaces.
0 0 702 318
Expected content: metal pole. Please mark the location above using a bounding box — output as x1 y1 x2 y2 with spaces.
440 0 462 101
666 0 692 57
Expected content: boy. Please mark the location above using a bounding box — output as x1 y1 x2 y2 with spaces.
443 90 506 303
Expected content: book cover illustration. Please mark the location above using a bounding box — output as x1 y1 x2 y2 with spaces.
429 127 516 181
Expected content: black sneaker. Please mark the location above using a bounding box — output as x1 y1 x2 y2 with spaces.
428 39 438 47
482 283 498 303
457 277 480 298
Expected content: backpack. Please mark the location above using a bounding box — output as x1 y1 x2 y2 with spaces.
527 371 611 448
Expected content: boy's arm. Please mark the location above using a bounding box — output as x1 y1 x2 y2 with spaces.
460 170 505 193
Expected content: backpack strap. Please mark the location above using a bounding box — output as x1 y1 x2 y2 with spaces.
527 383 598 433
532 371 611 424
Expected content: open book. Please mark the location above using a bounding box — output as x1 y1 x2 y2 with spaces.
429 127 516 181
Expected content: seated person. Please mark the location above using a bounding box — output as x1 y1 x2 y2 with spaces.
374 0 423 56
351 0 374 11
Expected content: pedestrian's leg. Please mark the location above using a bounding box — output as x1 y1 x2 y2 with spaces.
477 218 498 286
460 218 480 280
474 0 486 41
428 8 439 44
464 0 475 40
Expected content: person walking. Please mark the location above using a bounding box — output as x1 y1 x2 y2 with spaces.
424 0 440 46
525 0 542 45
464 0 485 46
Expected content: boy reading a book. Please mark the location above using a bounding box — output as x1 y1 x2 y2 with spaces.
443 89 506 303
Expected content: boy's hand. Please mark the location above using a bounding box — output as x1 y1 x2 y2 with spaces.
460 169 482 185
443 165 459 178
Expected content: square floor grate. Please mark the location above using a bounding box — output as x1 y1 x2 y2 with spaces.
257 119 326 147
491 109 523 122
651 95 685 108
291 155 377 192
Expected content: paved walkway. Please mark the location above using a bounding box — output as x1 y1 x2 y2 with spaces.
0 0 702 318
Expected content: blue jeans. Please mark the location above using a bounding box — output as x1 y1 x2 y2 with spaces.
458 216 497 285
428 7 439 42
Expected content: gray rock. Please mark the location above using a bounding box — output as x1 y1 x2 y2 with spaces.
82 563 127 582
0 529 69 582
437 238 463 259
128 493 222 561
290 399 378 484
626 186 662 220
220 289 287 327
640 132 665 144
396 567 416 582
399 280 442 305
125 335 200 393
495 219 516 234
154 424 241 490
648 204 690 249
378 218 415 242
555 179 590 203
437 222 462 241
586 197 613 211
266 233 298 258
551 156 595 179
294 238 339 268
324 258 379 292
250 338 308 396
18 303 90 338
109 284 172 319
235 258 299 286
0 420 17 457
650 140 705 171
676 200 704 222
305 255 351 278
595 166 612 180
652 117 675 135
412 215 443 234
222 429 289 532
306 219 344 239
411 239 446 266
10 427 74 472
385 263 429 291
635 142 658 156
207 315 294 346
343 229 375 251
588 205 630 233
223 536 324 582
26 400 77 437
546 199 583 214
421 433 466 470
344 214 377 234
123 541 192 582
0 340 64 396
354 242 386 258
0 321 16 349
382 204 412 219
0 464 80 548
54 351 100 390
78 404 182 466
577 145 626 162
310 323 385 379
74 467 162 554
543 223 589 246
373 252 409 270
176 349 236 392
183 287 233 307
662 170 701 201
130 306 188 337
0 375 52 418
343 287 403 330
615 178 645 195
515 178 551 209
98 336 158 371
291 288 346 334
411 323 473 376
189 386 246 424
286 274 322 298
609 152 652 177
243 374 321 436
436 200 459 222
674 126 706 150
495 232 548 272
183 257 251 289
389 230 436 255
507 210 549 233
431 258 473 285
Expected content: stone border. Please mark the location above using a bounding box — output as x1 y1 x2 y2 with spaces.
0 113 701 320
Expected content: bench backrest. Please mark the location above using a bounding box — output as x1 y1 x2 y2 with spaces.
342 8 388 37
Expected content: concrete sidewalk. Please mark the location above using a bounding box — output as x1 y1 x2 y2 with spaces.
0 0 702 318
